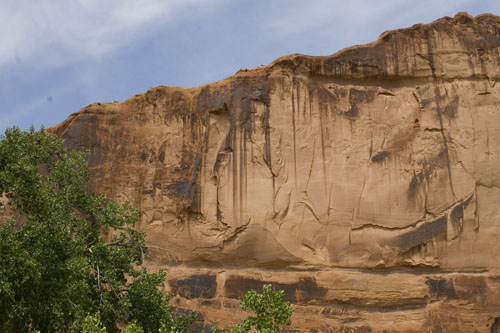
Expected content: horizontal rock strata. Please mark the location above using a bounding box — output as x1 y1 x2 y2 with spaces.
154 265 500 332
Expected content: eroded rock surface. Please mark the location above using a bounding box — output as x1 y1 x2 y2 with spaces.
48 12 500 331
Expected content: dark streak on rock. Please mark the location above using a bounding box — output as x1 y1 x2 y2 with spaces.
350 88 375 103
344 104 358 118
426 277 458 300
166 153 202 212
224 276 327 303
491 318 500 332
198 299 221 309
420 98 434 109
169 274 217 299
261 103 274 190
166 180 191 197
158 151 165 163
371 151 389 162
407 149 448 202
343 88 374 118
213 131 233 179
454 275 488 305
450 193 473 233
386 215 447 250
443 95 459 118
408 172 420 200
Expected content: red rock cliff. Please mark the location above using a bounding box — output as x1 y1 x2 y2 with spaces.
50 12 500 332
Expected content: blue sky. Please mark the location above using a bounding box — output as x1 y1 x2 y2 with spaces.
1 0 499 133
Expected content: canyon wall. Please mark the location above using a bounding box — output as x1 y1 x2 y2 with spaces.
50 12 500 332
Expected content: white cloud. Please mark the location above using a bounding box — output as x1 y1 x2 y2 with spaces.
263 0 481 49
0 0 216 68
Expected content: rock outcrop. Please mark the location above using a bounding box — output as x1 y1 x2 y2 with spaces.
49 12 500 332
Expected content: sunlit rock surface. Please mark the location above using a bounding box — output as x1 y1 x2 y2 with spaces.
49 12 500 332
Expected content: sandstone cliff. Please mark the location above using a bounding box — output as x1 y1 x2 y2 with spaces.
49 12 500 332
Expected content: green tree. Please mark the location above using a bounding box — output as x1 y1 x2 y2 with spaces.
80 314 106 333
0 127 192 332
121 321 144 333
231 284 294 333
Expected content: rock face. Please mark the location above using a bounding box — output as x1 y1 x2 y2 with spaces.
49 12 500 332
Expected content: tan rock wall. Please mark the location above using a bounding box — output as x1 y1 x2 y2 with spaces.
48 12 500 331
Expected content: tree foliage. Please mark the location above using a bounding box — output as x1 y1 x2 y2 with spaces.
0 127 193 332
81 314 106 333
231 284 293 333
